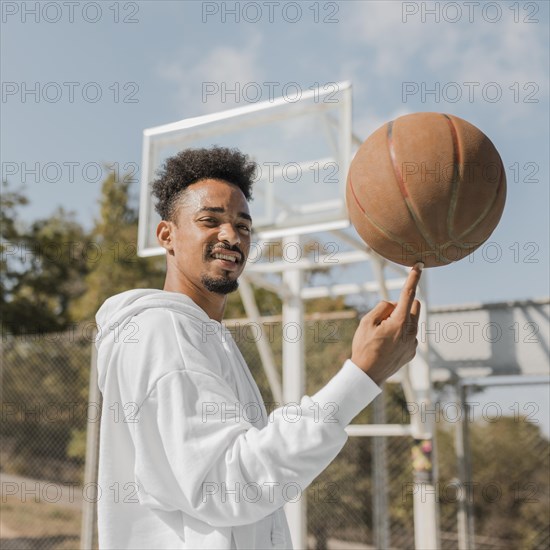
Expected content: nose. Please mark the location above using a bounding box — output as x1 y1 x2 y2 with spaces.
217 222 241 246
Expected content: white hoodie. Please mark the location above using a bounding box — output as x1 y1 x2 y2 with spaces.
95 289 381 549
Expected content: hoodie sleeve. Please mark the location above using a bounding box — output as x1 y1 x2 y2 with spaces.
121 309 381 528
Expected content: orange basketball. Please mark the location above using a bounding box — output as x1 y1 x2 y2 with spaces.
346 112 506 267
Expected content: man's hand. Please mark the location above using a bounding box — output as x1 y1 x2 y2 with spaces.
351 263 423 385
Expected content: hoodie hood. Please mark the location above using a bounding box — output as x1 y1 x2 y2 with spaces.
94 288 220 390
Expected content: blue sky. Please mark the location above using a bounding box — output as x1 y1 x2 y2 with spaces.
2 0 549 308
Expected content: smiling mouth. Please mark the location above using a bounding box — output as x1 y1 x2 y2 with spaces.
211 252 240 263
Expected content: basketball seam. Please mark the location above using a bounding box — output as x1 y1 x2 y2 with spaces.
348 172 454 265
443 114 461 241
386 120 437 251
444 114 505 243
457 160 505 241
348 173 412 246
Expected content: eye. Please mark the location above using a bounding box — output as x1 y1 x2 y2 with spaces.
239 225 251 232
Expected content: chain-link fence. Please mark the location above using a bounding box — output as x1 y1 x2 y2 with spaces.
1 316 549 549
1 323 95 549
457 381 549 549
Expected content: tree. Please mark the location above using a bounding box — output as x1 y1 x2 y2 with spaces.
1 181 29 324
1 181 91 335
67 171 165 323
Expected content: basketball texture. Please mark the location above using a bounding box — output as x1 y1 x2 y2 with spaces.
346 112 507 267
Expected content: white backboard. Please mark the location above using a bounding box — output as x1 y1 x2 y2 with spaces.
137 81 352 257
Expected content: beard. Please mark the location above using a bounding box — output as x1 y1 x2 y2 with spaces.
201 243 243 294
201 273 239 295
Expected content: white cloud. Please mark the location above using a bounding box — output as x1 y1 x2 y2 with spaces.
157 31 264 114
339 1 548 123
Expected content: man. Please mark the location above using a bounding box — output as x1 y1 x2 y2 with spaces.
95 146 422 549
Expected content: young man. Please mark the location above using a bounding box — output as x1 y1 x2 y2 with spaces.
95 147 422 549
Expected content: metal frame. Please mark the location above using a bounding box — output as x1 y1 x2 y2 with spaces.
138 81 353 257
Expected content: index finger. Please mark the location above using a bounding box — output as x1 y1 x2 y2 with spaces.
393 262 423 320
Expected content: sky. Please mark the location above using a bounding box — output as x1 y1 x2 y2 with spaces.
2 0 549 312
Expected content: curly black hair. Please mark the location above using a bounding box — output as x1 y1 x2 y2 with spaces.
151 146 256 223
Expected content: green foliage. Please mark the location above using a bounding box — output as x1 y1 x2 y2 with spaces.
1 181 89 334
1 181 28 310
68 172 165 322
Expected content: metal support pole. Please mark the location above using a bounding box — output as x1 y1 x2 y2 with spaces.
456 383 475 549
282 235 307 549
407 282 441 550
81 329 100 549
239 276 283 404
371 256 390 548
372 391 390 549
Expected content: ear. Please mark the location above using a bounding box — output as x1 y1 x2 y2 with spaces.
156 220 174 252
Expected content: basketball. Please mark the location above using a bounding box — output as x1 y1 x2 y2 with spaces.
346 112 507 267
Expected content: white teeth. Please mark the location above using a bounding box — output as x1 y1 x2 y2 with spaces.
213 253 237 262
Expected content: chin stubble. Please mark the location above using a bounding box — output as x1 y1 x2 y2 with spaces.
202 243 242 295
201 273 239 295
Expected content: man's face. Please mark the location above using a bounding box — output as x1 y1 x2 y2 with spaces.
168 178 252 295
